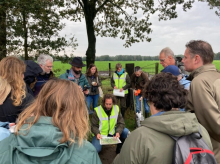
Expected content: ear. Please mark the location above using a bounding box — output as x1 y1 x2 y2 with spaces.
194 55 203 65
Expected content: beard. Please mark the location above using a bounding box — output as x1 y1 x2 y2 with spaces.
73 70 81 74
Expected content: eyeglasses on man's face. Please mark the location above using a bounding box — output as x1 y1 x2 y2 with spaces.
159 56 168 62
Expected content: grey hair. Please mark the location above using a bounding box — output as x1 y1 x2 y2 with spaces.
37 54 53 66
160 47 174 58
134 66 142 72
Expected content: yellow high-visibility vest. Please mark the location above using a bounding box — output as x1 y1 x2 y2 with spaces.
94 105 119 137
113 72 128 94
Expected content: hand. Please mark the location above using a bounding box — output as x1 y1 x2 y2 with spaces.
93 82 97 86
79 86 83 92
119 88 123 92
114 86 118 89
114 133 120 138
96 134 102 140
134 90 137 94
139 97 143 101
83 89 89 95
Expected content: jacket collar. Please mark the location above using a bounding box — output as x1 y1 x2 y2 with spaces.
187 64 217 81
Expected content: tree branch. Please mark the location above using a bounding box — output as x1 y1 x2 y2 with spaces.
77 0 84 9
109 1 132 21
95 0 110 14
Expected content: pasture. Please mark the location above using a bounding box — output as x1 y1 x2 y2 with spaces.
53 60 220 77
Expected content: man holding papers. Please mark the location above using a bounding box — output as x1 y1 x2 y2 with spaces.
91 94 129 154
111 63 131 117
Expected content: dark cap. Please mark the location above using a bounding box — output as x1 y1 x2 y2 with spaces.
161 65 180 76
69 57 86 67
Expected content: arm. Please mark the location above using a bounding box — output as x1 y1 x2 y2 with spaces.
122 74 131 90
115 112 125 135
112 127 149 164
188 78 220 142
91 111 100 136
111 75 116 88
97 76 102 87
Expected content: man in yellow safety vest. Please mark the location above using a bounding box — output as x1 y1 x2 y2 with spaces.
91 94 129 154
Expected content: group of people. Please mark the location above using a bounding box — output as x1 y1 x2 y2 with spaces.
0 39 220 164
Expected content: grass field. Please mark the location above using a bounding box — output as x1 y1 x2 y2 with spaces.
54 60 220 131
53 60 220 77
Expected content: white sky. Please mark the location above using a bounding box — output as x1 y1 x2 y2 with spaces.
60 1 220 57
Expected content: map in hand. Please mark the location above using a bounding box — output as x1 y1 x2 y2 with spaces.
100 137 121 145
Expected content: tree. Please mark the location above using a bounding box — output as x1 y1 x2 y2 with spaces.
0 0 78 60
65 0 196 67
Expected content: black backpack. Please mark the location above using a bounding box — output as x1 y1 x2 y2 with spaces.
170 127 217 164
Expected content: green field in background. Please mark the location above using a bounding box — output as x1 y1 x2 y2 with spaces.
53 60 220 77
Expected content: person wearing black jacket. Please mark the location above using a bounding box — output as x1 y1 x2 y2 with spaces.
0 57 33 123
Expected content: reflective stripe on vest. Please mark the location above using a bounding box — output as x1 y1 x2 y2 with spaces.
94 105 119 136
113 72 128 94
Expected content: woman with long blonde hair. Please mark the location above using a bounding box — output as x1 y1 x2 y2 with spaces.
0 56 33 123
0 78 101 164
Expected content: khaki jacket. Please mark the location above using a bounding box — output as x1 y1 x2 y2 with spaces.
186 64 220 163
112 111 213 164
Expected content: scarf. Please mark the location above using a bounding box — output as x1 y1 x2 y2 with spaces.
117 68 124 75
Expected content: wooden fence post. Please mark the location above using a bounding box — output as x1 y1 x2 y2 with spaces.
155 63 159 74
109 63 111 77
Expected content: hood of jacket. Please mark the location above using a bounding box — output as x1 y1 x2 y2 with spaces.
141 111 199 137
15 116 70 158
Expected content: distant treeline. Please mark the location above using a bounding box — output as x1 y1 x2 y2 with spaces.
48 52 220 63
80 52 220 61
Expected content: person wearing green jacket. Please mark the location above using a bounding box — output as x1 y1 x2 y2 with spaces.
113 73 213 164
0 78 101 164
59 57 90 95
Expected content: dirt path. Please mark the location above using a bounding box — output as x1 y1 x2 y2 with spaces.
99 145 117 164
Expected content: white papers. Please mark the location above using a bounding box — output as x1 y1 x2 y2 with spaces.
100 137 121 145
113 89 125 97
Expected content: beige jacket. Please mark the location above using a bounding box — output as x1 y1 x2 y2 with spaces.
186 64 220 163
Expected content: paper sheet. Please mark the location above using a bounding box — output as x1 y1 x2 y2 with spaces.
113 89 125 97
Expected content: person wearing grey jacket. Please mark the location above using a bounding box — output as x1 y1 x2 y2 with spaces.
113 73 213 164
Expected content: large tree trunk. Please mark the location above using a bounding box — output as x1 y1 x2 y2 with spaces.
0 3 7 60
83 1 96 68
22 11 28 60
85 17 96 68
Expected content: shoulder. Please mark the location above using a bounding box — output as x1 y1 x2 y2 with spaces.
59 70 69 79
68 140 101 163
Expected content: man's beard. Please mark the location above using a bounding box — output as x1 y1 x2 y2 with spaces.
73 70 81 74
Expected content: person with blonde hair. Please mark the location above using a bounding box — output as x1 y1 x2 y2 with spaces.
0 56 33 123
0 78 101 164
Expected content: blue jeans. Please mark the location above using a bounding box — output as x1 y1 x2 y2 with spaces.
135 95 150 113
86 94 99 110
92 128 129 153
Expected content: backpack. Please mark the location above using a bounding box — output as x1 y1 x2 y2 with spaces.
170 127 217 164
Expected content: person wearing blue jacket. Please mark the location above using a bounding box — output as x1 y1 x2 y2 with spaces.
161 65 191 90
59 57 90 95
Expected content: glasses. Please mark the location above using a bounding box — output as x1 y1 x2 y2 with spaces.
159 56 168 62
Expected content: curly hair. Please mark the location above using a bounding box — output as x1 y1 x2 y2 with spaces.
86 63 98 77
16 78 89 146
102 94 117 107
144 73 187 111
0 56 26 106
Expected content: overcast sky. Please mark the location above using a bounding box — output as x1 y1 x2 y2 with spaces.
60 1 220 57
